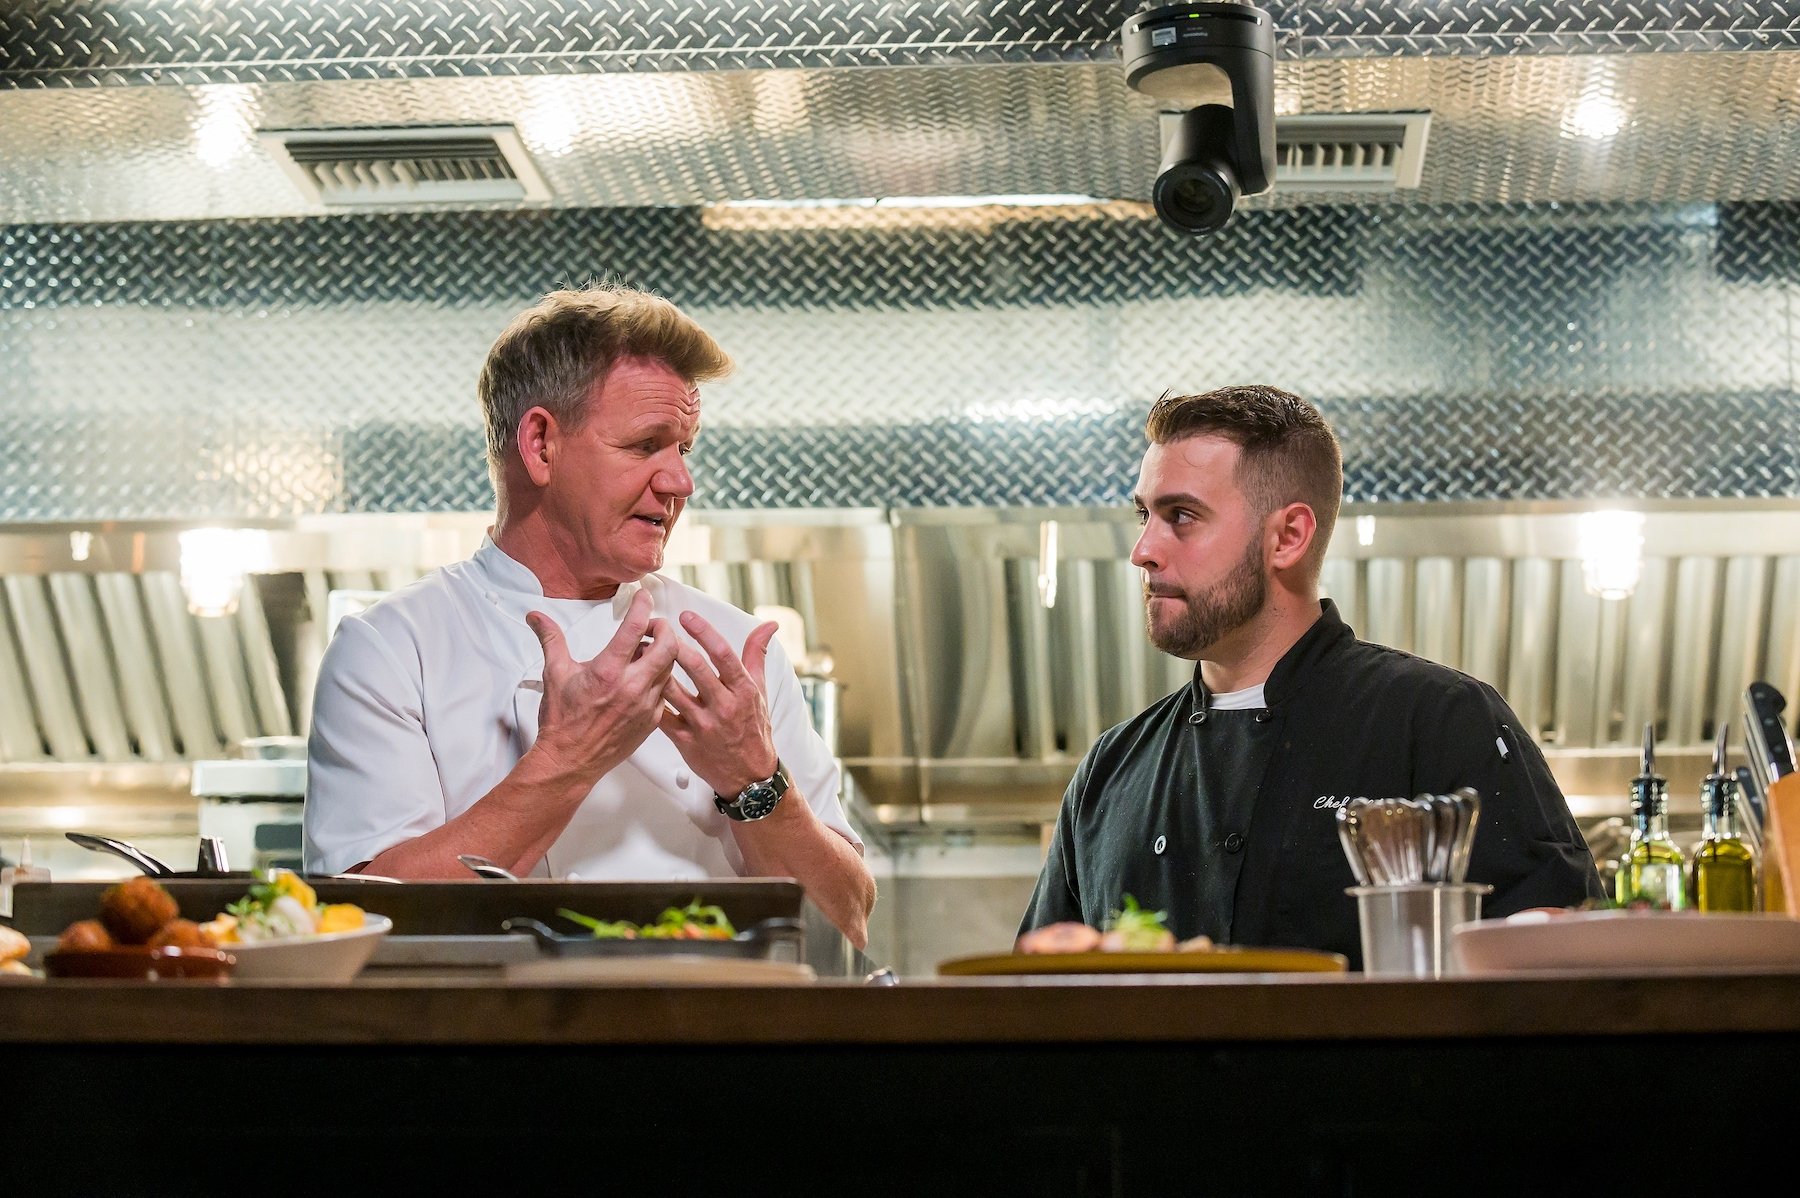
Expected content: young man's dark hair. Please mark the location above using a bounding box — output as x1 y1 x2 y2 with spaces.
1144 384 1342 577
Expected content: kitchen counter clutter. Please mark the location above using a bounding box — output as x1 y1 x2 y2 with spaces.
4 875 869 981
11 878 1800 1195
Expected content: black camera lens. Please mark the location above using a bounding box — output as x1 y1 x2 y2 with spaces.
1122 6 1277 234
1152 104 1244 234
1155 162 1240 234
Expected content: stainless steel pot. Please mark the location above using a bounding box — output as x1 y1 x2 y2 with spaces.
799 674 840 758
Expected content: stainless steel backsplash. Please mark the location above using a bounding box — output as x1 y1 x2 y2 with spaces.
2 200 1798 521
3 196 1799 836
1 503 1796 831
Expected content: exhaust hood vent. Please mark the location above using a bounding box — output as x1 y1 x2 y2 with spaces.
1274 113 1432 192
258 126 551 209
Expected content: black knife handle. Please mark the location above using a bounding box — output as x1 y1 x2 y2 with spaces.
1746 681 1797 779
1734 764 1767 853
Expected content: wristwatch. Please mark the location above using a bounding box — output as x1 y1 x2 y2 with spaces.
714 760 790 822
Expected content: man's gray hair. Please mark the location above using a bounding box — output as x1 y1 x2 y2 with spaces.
478 283 734 487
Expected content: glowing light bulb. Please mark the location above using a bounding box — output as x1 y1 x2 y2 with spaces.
179 528 270 617
1577 509 1645 600
1563 95 1627 140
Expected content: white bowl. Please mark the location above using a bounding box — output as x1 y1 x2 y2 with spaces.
219 914 392 982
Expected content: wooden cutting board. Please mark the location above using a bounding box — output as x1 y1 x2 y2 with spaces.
938 946 1348 976
1765 773 1800 917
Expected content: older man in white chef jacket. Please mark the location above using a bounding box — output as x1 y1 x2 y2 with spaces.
303 284 875 946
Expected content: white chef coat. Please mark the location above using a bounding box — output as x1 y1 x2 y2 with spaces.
302 535 861 879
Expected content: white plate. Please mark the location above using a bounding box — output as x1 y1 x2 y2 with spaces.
219 914 393 982
1452 909 1800 974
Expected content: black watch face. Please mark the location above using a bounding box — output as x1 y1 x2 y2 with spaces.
737 783 781 820
717 763 789 821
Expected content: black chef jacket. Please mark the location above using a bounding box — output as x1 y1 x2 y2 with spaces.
1020 600 1605 969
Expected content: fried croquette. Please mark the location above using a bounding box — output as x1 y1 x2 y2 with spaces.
56 918 115 953
146 918 215 950
98 875 180 944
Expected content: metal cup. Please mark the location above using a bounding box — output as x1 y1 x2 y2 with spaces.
1347 883 1492 977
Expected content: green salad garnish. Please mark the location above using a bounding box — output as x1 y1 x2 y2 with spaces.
556 898 736 941
226 880 282 921
1102 894 1174 950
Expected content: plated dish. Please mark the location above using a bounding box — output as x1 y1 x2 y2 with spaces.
216 912 392 981
502 901 803 961
1452 908 1800 973
38 869 389 982
976 893 1350 973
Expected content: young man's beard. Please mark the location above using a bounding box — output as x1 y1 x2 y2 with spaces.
1145 534 1268 660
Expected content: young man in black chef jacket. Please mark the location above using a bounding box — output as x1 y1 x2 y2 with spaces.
1018 385 1604 968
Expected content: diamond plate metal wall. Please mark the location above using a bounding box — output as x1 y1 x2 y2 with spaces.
2 200 1796 520
6 2 1800 88
10 49 1800 223
9 4 1800 224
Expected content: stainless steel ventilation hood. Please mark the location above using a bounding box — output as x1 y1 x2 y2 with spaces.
3 504 1798 837
5 3 1800 222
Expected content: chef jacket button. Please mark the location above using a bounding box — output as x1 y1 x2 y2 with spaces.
1223 832 1245 853
1254 709 1272 723
1189 710 1207 725
1153 835 1166 855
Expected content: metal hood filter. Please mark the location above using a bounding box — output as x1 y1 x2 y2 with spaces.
5 2 1800 222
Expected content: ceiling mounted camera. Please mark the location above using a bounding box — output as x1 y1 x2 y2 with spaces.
1121 2 1276 234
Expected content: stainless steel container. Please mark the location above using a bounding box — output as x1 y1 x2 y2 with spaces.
800 675 839 758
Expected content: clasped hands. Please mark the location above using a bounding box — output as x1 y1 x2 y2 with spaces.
523 589 780 800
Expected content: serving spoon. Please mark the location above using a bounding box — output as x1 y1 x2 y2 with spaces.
1449 787 1482 884
1336 803 1373 886
458 854 521 881
65 832 175 877
65 830 401 883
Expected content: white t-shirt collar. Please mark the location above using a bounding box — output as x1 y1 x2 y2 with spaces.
1208 683 1267 711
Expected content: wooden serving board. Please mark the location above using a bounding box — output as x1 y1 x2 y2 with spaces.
1765 773 1800 917
937 947 1348 976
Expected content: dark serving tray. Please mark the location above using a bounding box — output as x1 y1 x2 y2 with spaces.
501 916 805 962
5 878 806 938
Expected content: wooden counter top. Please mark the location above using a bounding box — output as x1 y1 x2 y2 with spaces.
9 968 1800 1046
12 969 1800 1195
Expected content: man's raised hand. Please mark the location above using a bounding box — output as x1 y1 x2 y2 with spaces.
525 588 679 782
660 612 781 800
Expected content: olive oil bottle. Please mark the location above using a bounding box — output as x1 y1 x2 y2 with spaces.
1690 723 1757 912
1615 723 1689 909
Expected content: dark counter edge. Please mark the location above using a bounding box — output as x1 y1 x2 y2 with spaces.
7 971 1800 1046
